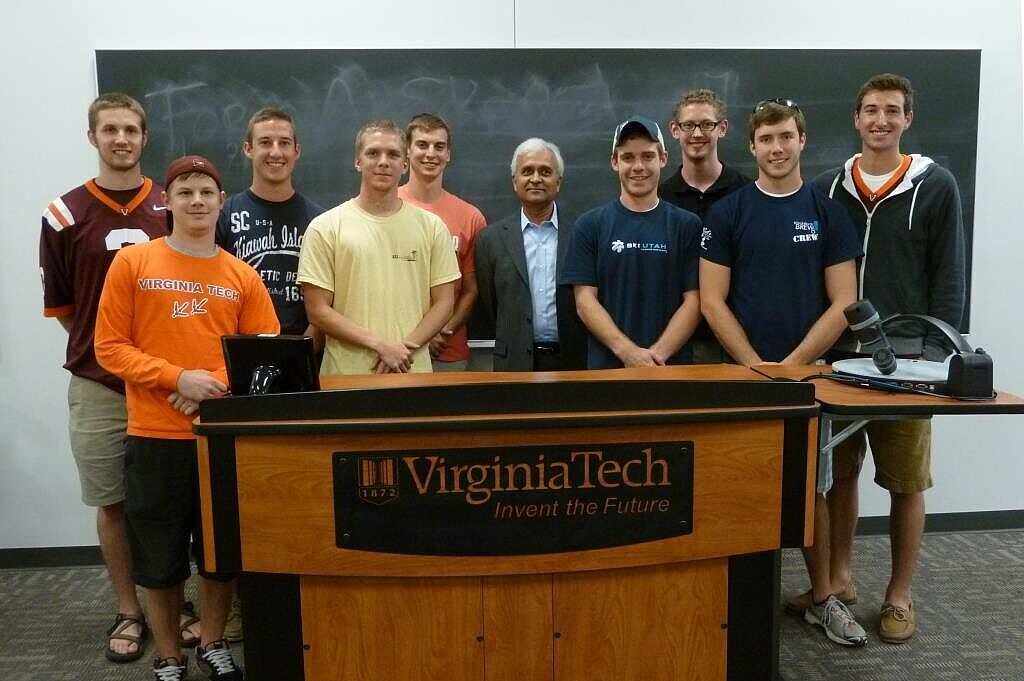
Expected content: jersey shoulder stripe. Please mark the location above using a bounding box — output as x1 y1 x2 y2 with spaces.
44 197 74 231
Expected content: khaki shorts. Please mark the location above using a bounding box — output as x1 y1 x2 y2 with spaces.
832 418 932 494
68 375 128 507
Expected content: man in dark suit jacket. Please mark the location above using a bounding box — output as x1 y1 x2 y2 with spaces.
475 138 586 371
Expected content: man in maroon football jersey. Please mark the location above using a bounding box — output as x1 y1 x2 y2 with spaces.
38 92 168 663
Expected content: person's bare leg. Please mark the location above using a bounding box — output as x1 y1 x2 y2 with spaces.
198 577 235 645
826 472 859 594
148 584 185 661
802 494 834 601
97 501 143 656
887 491 925 606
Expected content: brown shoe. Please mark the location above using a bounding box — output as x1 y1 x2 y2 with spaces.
106 612 148 663
223 597 243 643
784 581 858 615
879 601 916 643
178 600 201 649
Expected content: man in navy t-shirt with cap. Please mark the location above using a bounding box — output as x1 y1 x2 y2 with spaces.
559 115 701 369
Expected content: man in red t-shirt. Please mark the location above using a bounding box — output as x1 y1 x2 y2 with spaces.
38 92 166 663
397 113 486 371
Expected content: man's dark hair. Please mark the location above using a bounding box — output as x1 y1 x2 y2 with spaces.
748 101 806 143
245 107 296 144
856 73 914 114
405 112 451 148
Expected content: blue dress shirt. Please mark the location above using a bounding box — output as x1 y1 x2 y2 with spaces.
520 206 560 343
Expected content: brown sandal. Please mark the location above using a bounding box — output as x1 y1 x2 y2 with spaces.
106 612 148 663
179 600 201 648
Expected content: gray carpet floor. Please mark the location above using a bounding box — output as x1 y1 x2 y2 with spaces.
1 530 1021 680
778 530 1023 681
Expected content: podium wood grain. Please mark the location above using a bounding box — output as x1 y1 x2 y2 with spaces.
483 575 553 681
299 563 727 681
301 574 484 681
553 560 727 681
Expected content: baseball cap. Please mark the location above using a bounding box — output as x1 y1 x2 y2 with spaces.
611 115 665 152
164 155 222 191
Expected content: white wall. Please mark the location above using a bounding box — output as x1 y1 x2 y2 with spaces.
2 1 1022 549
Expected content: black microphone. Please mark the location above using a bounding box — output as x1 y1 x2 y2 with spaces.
843 300 897 375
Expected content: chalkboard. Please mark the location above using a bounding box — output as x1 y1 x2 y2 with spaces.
96 48 979 332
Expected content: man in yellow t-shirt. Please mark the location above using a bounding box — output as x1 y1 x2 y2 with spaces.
298 120 460 375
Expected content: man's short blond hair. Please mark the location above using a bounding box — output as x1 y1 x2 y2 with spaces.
88 92 147 133
748 101 806 143
355 120 407 155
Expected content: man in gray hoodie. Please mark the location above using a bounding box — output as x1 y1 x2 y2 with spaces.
791 73 966 644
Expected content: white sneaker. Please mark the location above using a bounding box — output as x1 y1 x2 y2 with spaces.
197 639 243 680
153 655 187 681
804 594 867 647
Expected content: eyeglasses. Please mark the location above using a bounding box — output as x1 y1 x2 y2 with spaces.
753 98 800 113
674 120 721 134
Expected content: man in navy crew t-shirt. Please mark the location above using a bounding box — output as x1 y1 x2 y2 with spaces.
700 99 864 647
559 115 701 369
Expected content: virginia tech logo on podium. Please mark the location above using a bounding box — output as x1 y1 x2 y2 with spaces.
334 442 695 556
357 456 399 505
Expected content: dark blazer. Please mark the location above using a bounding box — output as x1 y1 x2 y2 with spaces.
475 206 586 371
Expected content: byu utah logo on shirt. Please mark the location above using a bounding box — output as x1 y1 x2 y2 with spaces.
610 240 668 254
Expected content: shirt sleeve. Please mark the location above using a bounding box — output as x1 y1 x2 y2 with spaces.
94 250 185 392
473 225 497 324
700 199 734 267
823 200 864 266
429 219 462 287
296 216 337 292
678 213 702 292
39 208 75 317
459 207 487 275
558 212 598 286
215 206 235 254
924 167 966 328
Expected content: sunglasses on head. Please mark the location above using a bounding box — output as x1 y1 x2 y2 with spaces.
753 98 800 113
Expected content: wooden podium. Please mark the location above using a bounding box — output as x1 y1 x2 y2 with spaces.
195 366 819 681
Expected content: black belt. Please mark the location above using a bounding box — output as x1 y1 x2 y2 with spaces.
533 342 560 354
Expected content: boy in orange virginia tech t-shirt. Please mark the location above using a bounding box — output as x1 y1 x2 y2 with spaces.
95 155 278 681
